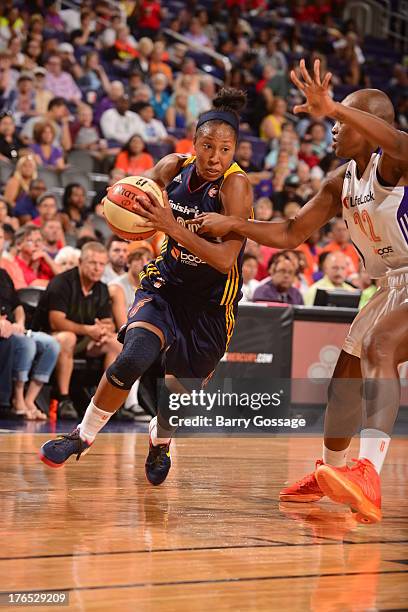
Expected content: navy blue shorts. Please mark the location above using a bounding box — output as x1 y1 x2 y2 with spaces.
120 281 236 381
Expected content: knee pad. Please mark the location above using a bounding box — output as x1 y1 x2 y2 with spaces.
106 327 162 390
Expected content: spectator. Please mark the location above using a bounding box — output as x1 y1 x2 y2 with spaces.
70 103 108 165
132 101 169 144
0 268 59 419
13 178 46 224
11 72 37 127
23 37 43 72
45 2 65 32
321 217 360 275
0 51 18 110
102 235 129 284
114 134 154 175
31 193 59 228
130 37 154 79
14 224 61 288
184 17 213 47
33 241 121 419
253 253 304 304
241 253 261 302
4 154 38 205
78 51 111 98
32 67 54 115
21 96 72 152
0 223 26 290
61 183 87 230
54 246 80 272
254 197 274 221
297 133 320 168
308 122 329 159
296 229 322 285
130 0 162 39
57 42 83 81
149 41 173 84
258 37 287 72
150 73 171 121
100 95 143 145
0 197 18 231
175 122 196 155
108 246 151 328
260 97 288 142
0 111 23 162
303 252 357 306
70 10 96 49
283 200 302 220
30 121 65 170
44 54 82 104
42 218 65 258
165 91 193 129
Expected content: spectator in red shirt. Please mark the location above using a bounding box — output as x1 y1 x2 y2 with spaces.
114 134 154 175
131 0 162 39
321 217 360 276
14 224 61 287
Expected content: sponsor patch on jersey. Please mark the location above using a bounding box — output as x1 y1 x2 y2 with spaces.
208 185 219 198
372 245 394 256
128 297 153 318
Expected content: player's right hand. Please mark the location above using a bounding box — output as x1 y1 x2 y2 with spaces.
193 213 235 237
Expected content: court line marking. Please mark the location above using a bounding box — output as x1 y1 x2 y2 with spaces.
0 569 407 594
1 540 407 561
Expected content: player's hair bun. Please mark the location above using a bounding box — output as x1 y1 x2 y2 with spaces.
212 88 247 114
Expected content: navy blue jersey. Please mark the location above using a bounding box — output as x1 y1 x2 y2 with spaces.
140 157 250 308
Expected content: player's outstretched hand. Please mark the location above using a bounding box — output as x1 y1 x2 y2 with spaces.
133 190 177 233
193 213 235 238
291 58 336 118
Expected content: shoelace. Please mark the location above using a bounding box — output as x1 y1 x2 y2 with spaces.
150 444 169 468
53 431 86 460
296 461 323 489
350 458 371 476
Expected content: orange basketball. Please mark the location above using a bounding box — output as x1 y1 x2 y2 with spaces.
103 175 164 240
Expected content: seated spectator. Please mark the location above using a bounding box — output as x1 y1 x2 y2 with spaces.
175 122 195 155
102 235 129 284
32 192 59 227
4 154 38 205
33 241 121 419
0 197 18 231
45 2 65 32
303 252 357 306
78 51 111 98
307 122 329 159
70 9 96 48
132 101 169 144
265 131 299 173
0 268 59 419
44 53 82 104
114 134 154 175
57 42 83 82
165 91 193 129
184 16 213 47
258 38 287 73
10 72 37 127
296 230 322 285
14 224 61 288
0 51 18 111
283 200 302 220
100 95 143 146
0 111 23 162
260 97 288 142
20 96 72 152
130 37 153 79
298 134 320 168
42 218 65 258
241 253 261 302
253 253 304 305
23 38 43 72
30 121 65 170
31 67 53 114
108 246 151 328
150 73 171 121
321 217 360 276
54 246 80 272
94 80 125 124
70 103 108 164
254 197 274 221
0 223 26 290
61 183 87 231
13 179 45 224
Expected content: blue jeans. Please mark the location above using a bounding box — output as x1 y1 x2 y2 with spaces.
12 332 60 384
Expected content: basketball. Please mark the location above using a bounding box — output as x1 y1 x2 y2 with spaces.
103 175 164 240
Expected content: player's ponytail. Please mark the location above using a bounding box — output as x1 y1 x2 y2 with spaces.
196 87 247 137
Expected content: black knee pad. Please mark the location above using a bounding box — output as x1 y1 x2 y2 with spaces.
106 327 162 390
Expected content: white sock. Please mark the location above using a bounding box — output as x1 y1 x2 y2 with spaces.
149 416 171 446
359 428 390 474
78 399 114 443
323 443 350 467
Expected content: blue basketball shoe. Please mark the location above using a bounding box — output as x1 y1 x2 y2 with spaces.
39 429 92 468
145 417 171 485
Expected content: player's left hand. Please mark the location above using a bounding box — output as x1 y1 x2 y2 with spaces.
193 213 235 237
291 59 336 118
133 190 177 233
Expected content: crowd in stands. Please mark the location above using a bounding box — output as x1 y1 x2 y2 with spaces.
0 0 405 420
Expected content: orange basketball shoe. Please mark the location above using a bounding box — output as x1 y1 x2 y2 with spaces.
316 458 381 524
279 460 325 502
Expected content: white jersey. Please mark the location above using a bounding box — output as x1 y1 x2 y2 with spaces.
342 152 408 278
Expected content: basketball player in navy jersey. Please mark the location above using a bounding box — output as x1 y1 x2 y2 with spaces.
196 60 408 522
40 89 253 485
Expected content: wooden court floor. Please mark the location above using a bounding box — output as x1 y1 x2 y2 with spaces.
0 434 407 611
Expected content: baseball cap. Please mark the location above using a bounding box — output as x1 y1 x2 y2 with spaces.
18 71 34 82
34 66 46 76
58 42 74 54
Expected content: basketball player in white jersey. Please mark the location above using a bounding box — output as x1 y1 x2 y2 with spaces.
194 59 408 523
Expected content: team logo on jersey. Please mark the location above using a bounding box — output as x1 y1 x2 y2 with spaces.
208 185 219 198
171 246 180 259
127 297 152 318
173 174 182 183
372 245 393 256
345 170 352 179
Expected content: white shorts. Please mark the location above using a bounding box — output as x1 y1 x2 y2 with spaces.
343 267 408 358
